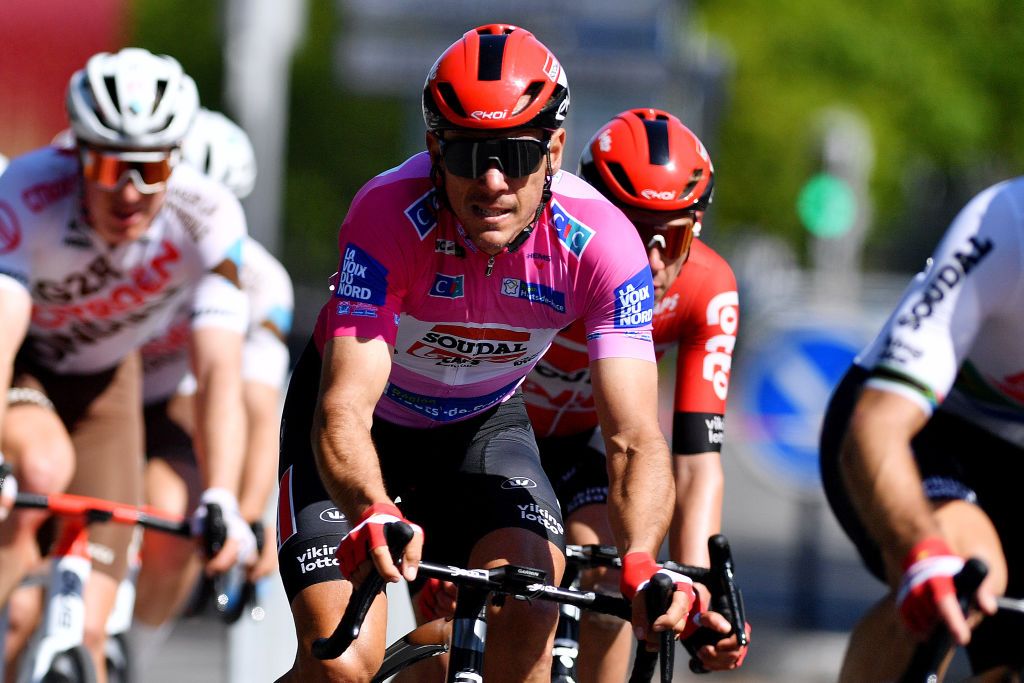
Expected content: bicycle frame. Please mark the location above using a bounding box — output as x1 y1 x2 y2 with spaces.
8 492 190 683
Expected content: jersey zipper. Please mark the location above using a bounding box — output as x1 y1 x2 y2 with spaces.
485 254 496 277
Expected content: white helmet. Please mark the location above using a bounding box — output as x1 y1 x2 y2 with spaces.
181 108 257 198
0 153 8 176
66 48 199 150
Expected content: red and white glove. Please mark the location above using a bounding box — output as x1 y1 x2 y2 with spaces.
621 552 701 635
335 503 422 579
895 537 965 635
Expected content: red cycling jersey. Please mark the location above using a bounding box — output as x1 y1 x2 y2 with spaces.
523 238 738 454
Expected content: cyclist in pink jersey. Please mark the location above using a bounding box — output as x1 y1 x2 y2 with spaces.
275 25 693 683
0 49 254 679
514 109 749 680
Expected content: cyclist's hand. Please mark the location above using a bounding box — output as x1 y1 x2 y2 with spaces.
192 487 258 575
896 537 970 644
621 552 699 645
686 611 752 670
246 520 278 583
416 577 457 621
335 503 423 585
0 455 17 522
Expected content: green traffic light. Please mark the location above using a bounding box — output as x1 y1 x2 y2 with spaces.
797 172 857 238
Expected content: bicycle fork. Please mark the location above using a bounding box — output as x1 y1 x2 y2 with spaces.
447 586 489 683
28 517 91 683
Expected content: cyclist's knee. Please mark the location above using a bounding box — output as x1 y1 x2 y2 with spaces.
293 654 378 683
6 429 74 494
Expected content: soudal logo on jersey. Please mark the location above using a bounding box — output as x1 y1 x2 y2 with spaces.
897 235 993 330
550 201 595 259
334 244 387 305
434 239 465 257
429 273 464 299
406 324 532 364
614 270 654 329
0 202 22 255
404 190 438 240
500 278 566 313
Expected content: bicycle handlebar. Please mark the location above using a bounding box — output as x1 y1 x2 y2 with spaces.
13 491 190 536
898 557 988 683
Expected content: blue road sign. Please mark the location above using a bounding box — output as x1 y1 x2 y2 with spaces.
737 325 864 496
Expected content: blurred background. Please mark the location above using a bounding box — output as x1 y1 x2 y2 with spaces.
4 0 1023 680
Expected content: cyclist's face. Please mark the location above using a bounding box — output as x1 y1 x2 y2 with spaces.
428 128 564 255
620 207 699 303
81 147 170 245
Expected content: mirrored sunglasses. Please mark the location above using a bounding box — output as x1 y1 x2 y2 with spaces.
80 147 177 194
440 137 547 179
633 221 695 261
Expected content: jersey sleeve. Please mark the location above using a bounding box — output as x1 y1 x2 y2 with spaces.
0 158 37 294
177 175 249 272
670 258 739 454
865 184 1024 414
320 182 417 346
568 203 656 363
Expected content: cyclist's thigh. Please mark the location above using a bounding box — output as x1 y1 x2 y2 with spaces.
143 399 199 514
63 352 145 582
538 428 609 531
277 339 351 602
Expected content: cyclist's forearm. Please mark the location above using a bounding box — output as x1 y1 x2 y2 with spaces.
0 288 31 430
237 381 281 520
191 328 246 494
670 451 723 567
606 435 674 557
314 399 389 519
841 390 937 563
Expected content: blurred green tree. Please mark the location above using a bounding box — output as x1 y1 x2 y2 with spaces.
693 0 1024 269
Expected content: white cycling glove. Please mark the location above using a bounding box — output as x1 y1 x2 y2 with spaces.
0 452 18 522
191 487 257 566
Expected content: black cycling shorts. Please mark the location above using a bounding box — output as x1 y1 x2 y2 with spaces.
820 364 1024 672
537 429 610 518
276 339 564 603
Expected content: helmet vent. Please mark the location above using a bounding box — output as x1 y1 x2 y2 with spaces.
513 82 544 117
679 169 703 203
436 83 467 118
605 162 638 198
153 79 168 114
103 76 120 114
477 34 507 81
643 119 670 166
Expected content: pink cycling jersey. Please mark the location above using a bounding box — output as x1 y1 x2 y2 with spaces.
313 152 656 428
524 239 739 452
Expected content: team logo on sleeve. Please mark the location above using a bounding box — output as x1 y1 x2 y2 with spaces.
614 269 654 328
429 273 464 299
0 202 22 254
334 244 387 305
550 200 594 259
501 278 566 313
404 190 439 240
896 235 993 330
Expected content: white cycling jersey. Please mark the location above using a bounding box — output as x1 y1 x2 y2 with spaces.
0 146 247 374
857 176 1024 445
141 236 293 404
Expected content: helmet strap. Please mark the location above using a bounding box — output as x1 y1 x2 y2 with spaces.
507 148 554 253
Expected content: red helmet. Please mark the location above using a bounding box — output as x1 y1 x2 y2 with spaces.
422 24 570 133
579 108 714 212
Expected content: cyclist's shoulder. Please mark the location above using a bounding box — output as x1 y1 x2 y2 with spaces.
548 170 635 236
682 240 738 291
0 146 79 217
343 152 438 242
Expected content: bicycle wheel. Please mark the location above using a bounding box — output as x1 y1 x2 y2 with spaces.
41 646 97 683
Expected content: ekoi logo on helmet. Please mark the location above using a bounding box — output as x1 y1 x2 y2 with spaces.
471 110 508 121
